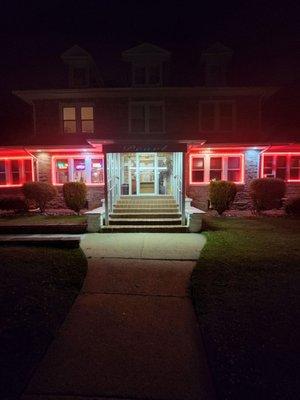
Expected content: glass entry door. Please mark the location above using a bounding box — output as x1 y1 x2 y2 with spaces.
120 152 173 196
138 154 155 194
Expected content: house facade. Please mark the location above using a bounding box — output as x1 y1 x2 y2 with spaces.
1 43 299 227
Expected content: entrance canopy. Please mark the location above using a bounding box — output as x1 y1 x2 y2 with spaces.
103 142 187 154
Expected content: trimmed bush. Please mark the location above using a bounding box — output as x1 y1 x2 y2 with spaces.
250 178 286 212
63 182 87 215
209 180 237 215
23 182 57 213
0 196 28 213
285 197 300 216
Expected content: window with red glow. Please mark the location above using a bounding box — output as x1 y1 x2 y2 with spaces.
262 154 300 181
53 155 104 185
191 157 205 182
210 157 222 180
190 154 244 184
0 158 33 187
228 157 241 182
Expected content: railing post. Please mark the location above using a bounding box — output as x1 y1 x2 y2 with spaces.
104 153 109 226
181 152 186 226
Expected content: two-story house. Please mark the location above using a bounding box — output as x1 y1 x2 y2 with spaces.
1 42 299 230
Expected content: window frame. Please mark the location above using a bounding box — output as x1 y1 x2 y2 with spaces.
129 101 165 134
199 100 236 132
261 153 300 182
132 64 162 86
52 154 104 186
189 153 244 185
0 157 34 187
61 104 95 134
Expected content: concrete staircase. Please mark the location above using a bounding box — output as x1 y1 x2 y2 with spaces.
102 196 188 232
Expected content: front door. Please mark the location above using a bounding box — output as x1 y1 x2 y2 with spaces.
138 153 155 195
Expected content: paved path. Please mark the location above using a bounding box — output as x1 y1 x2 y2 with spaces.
23 233 214 400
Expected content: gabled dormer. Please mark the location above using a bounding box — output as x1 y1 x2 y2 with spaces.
122 42 170 87
201 42 233 86
61 45 102 88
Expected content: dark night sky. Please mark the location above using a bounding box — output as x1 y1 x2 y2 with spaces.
0 0 299 136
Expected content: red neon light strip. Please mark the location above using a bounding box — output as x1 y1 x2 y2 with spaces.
261 153 300 182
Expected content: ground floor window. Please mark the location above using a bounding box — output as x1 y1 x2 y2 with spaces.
52 155 104 185
0 158 33 186
189 154 244 184
262 154 300 181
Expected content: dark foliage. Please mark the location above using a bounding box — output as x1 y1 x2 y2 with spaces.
23 182 57 213
250 178 286 212
285 197 300 216
63 182 87 214
209 180 237 215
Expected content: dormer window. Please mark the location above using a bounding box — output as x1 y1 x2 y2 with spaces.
71 66 89 87
62 105 94 134
133 64 162 86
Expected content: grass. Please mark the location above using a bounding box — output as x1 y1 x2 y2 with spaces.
191 216 300 400
0 214 87 225
0 245 87 399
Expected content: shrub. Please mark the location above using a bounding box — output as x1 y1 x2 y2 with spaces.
23 182 57 213
209 180 237 215
63 182 87 214
250 178 286 212
285 197 300 216
0 196 28 213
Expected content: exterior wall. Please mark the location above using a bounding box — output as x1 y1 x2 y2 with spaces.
33 94 262 139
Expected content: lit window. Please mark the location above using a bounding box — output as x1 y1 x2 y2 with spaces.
81 107 94 133
191 157 205 183
228 157 241 182
190 154 243 184
130 102 164 133
53 155 104 185
262 154 300 181
0 161 6 185
63 107 76 133
200 102 234 132
56 159 69 184
210 157 222 181
91 159 104 184
62 105 94 134
0 158 33 187
73 159 86 182
290 156 300 180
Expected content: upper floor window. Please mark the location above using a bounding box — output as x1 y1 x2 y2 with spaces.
53 155 104 185
62 105 94 134
130 102 164 134
199 101 235 132
133 64 162 86
0 158 33 187
262 154 300 181
190 154 244 184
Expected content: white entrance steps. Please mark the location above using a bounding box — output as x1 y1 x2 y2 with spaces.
102 196 188 232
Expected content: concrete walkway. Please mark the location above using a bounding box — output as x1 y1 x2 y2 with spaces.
23 233 214 400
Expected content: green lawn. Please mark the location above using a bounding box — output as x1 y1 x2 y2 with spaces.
0 214 87 225
191 217 300 400
0 246 87 399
